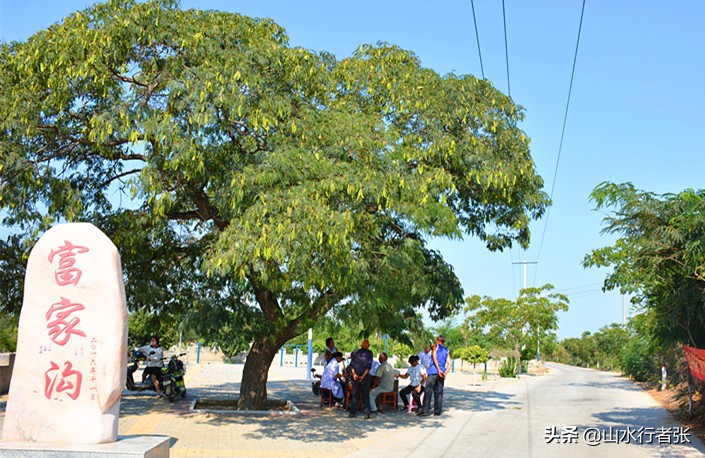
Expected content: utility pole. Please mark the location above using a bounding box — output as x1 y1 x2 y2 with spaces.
622 295 627 326
306 328 313 379
512 260 538 371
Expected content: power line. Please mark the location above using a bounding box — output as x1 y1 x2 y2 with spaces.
502 0 510 95
533 0 587 282
470 0 485 79
565 289 603 300
561 282 604 293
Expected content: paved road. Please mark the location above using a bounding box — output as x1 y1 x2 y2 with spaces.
349 363 705 458
2 362 704 457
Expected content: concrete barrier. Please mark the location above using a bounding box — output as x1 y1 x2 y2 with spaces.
0 352 15 395
0 435 170 457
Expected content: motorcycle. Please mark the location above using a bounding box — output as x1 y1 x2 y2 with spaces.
161 352 187 402
310 368 321 396
126 349 187 402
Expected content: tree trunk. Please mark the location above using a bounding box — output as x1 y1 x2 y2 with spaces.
238 335 280 410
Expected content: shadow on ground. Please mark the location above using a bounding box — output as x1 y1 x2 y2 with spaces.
564 380 643 393
142 379 521 443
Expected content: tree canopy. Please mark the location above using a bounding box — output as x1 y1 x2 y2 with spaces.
464 284 569 368
584 182 705 348
0 0 548 408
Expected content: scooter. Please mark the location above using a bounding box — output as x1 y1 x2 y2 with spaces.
126 349 185 402
161 352 187 402
126 348 157 392
311 368 321 396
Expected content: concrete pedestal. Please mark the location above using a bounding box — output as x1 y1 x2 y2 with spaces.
0 435 170 457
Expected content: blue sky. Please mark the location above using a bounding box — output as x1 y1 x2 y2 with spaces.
1 1 703 339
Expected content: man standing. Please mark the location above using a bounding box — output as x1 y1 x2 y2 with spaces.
369 352 397 414
349 339 373 418
418 335 450 417
323 337 337 364
418 344 432 370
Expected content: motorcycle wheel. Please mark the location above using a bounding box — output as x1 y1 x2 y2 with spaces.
164 382 176 402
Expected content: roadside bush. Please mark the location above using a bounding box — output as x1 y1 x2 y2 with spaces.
621 338 657 381
0 313 18 352
499 357 518 378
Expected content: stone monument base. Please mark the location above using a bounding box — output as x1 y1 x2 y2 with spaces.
0 435 170 457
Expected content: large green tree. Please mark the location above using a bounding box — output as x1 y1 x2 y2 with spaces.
584 182 705 348
0 0 548 408
465 285 569 371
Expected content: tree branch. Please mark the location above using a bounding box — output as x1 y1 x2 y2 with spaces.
166 210 203 221
98 168 142 188
248 275 285 323
111 70 149 88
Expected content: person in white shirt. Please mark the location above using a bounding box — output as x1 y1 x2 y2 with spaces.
137 335 164 398
418 344 432 370
320 352 345 406
398 355 426 410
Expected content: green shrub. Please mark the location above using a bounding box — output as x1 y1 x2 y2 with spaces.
0 313 18 352
499 357 518 378
621 338 657 381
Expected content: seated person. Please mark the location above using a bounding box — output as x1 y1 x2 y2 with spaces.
320 351 345 406
369 352 398 413
137 335 164 398
398 355 426 410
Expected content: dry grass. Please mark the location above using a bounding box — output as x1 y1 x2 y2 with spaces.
639 380 705 442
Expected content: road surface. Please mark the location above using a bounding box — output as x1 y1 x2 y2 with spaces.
345 362 705 457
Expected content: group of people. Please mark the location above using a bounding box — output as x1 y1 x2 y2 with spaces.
318 335 451 419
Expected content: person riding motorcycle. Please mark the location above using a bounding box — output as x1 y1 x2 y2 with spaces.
137 335 164 398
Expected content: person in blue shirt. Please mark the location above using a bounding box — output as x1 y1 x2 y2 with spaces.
418 335 451 416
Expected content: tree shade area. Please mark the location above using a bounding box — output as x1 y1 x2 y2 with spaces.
0 0 548 408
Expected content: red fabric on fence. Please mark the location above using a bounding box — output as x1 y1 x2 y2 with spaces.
683 345 705 382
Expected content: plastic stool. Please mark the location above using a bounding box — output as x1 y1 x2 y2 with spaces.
408 391 425 413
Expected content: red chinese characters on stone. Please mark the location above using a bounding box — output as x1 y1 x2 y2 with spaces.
46 297 86 346
44 361 82 400
47 241 90 286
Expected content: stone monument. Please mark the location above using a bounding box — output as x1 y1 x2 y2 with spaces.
2 222 127 444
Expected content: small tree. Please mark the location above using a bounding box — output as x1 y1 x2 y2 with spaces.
458 345 490 385
465 284 569 374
